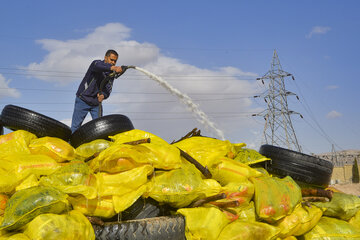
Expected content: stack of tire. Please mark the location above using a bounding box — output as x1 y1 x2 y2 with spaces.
0 104 337 239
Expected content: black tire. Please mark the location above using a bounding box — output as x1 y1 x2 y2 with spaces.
70 114 134 148
119 198 174 221
93 215 185 240
259 144 334 187
0 105 71 141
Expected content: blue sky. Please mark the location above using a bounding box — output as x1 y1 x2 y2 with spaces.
0 0 359 154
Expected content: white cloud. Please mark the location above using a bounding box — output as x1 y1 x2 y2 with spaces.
24 22 261 141
306 26 331 39
326 85 339 90
326 110 342 119
0 74 21 99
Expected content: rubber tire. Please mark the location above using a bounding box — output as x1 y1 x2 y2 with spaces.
93 215 185 240
0 104 71 141
119 198 174 221
259 144 334 187
70 114 134 148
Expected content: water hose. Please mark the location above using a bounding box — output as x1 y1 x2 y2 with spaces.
98 65 135 117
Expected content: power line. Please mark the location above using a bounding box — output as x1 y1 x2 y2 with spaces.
0 87 260 96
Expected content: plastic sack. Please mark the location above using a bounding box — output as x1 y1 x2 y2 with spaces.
275 204 323 238
69 195 115 218
173 136 244 167
29 137 75 162
23 210 95 240
75 139 113 159
0 195 7 216
233 147 270 165
0 233 30 240
349 209 360 230
0 153 60 180
0 186 69 231
0 154 60 193
88 144 150 173
251 176 302 223
39 162 97 199
0 130 37 157
90 142 181 172
210 157 262 185
96 165 153 197
302 216 360 239
218 220 281 240
0 168 19 193
15 174 39 191
177 207 230 240
313 191 360 221
146 163 221 208
110 129 168 145
113 183 149 213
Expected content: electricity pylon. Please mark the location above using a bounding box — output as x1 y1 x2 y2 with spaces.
253 50 302 152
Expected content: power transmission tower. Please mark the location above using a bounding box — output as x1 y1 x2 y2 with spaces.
254 50 302 152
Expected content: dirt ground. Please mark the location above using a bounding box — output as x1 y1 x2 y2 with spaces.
330 183 360 196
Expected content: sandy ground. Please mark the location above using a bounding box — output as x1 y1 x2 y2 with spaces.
330 183 360 196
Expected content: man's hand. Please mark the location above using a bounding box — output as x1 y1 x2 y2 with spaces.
97 93 105 103
110 66 123 73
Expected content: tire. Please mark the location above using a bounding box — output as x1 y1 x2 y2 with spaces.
0 105 71 141
93 215 185 240
259 144 334 187
70 114 134 148
119 198 174 221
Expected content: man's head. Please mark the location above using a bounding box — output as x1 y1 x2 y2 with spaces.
104 49 118 66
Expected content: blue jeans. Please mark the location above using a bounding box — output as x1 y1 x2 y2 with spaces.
71 96 99 133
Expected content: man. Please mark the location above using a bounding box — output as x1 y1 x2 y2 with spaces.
71 49 124 133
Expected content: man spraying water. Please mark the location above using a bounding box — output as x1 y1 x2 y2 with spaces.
70 49 128 133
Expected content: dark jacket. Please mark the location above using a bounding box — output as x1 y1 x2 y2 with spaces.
76 60 115 106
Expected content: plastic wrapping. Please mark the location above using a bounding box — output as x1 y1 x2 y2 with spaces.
23 210 95 240
251 176 302 223
0 186 69 231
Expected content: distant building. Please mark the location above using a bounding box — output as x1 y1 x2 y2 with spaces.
315 150 360 184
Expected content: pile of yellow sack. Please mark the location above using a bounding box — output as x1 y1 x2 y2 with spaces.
0 129 359 239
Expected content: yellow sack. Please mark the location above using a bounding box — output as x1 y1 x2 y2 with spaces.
146 163 221 208
220 180 254 206
0 168 19 193
251 176 302 223
177 207 230 240
173 136 244 167
235 201 256 222
29 137 75 162
275 204 323 238
96 165 153 197
88 144 149 173
15 174 39 191
349 209 360 230
90 143 181 172
0 195 7 216
113 184 149 213
313 191 360 221
218 220 281 240
0 130 37 156
210 157 262 185
110 129 168 145
0 233 30 240
69 196 116 218
39 162 97 199
302 217 360 239
75 139 113 159
0 186 69 231
233 147 270 165
23 210 95 240
0 154 60 180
